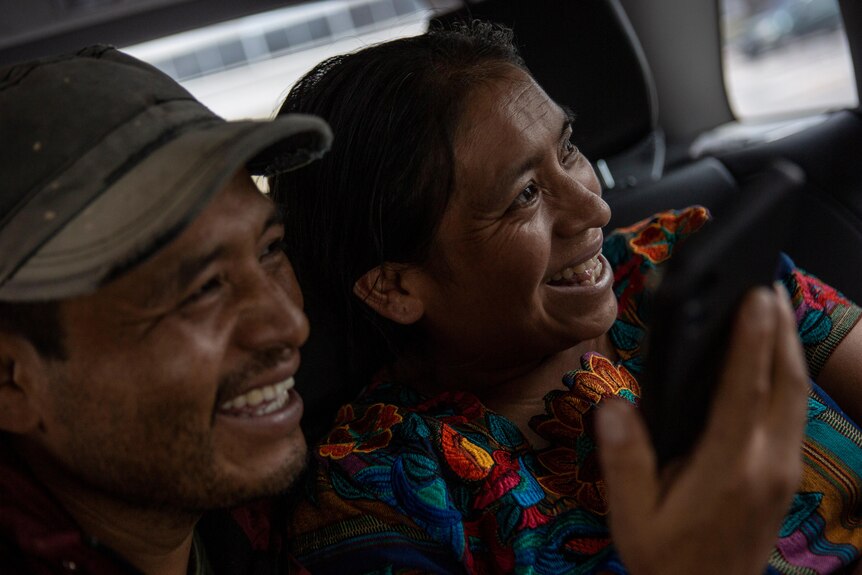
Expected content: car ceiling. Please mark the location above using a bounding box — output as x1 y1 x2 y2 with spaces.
3 0 860 160
0 0 308 66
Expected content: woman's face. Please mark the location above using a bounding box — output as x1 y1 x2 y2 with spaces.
408 66 617 372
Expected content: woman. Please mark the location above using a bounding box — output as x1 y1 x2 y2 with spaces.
272 24 861 574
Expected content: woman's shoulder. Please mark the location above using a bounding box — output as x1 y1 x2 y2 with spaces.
603 206 711 373
777 254 862 378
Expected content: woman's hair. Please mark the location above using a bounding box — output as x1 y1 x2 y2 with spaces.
271 22 526 385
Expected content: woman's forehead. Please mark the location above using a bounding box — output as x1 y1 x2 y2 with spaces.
452 70 567 203
459 69 555 132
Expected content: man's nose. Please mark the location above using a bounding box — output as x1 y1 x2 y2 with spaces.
233 267 310 352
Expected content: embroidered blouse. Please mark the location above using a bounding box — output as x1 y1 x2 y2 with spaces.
288 207 862 575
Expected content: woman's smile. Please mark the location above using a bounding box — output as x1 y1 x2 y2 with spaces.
547 252 609 288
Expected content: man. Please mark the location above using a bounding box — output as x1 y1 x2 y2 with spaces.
0 45 331 573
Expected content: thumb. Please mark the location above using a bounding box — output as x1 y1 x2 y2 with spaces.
597 399 660 538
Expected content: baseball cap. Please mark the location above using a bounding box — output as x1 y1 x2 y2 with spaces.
0 45 332 301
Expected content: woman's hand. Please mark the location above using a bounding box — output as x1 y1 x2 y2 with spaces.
596 286 809 575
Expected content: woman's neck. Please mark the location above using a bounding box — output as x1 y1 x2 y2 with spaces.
395 333 618 448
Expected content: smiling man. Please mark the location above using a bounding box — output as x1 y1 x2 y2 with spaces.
0 46 330 574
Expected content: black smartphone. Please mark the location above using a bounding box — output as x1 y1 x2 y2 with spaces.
640 159 805 467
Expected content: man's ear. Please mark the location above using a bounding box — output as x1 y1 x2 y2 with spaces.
353 264 425 325
0 334 47 435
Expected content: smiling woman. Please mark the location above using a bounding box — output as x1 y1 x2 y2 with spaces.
273 22 862 575
377 66 619 398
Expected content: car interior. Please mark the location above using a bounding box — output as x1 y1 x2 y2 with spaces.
2 0 860 440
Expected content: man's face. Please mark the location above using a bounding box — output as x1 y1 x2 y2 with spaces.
29 171 309 512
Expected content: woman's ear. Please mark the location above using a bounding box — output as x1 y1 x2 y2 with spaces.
0 335 47 435
353 264 425 325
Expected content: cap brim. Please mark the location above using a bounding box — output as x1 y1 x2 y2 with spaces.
0 113 331 301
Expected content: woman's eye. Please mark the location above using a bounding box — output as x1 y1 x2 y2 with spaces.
512 184 540 209
563 139 578 159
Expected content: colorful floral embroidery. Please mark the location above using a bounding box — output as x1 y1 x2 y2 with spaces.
530 353 641 514
318 403 403 459
622 206 709 264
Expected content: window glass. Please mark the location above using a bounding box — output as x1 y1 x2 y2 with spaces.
720 0 857 119
124 0 438 120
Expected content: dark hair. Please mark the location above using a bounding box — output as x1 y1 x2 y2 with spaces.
0 300 67 360
271 22 526 385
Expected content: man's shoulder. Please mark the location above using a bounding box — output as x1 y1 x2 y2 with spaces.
0 536 30 574
197 499 292 574
0 441 139 574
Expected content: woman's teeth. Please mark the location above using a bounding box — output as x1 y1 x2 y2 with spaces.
219 377 295 417
549 255 603 286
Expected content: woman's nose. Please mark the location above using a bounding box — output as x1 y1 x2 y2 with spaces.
552 167 611 237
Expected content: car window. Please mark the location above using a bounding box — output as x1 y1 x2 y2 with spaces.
720 0 857 119
123 0 445 120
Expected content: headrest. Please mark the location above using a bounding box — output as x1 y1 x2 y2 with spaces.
433 0 657 162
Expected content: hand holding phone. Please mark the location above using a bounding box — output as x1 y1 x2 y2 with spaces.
598 286 809 575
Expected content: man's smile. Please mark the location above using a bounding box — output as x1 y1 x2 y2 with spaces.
218 376 296 417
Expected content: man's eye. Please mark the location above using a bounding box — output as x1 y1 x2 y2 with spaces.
512 184 540 209
260 238 286 261
183 276 223 306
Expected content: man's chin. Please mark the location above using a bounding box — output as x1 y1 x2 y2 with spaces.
199 443 309 511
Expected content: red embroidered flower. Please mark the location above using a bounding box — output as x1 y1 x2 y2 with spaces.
564 536 612 557
473 450 529 508
318 403 403 459
792 268 850 313
536 446 607 514
463 514 516 573
627 207 709 264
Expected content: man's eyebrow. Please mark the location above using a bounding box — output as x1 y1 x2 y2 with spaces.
263 205 284 233
144 246 227 308
143 203 283 308
176 247 226 291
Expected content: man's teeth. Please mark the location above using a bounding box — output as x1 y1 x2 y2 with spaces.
219 377 295 416
550 255 603 285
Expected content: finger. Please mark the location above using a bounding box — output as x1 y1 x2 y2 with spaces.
597 399 660 539
766 283 809 449
700 288 778 454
